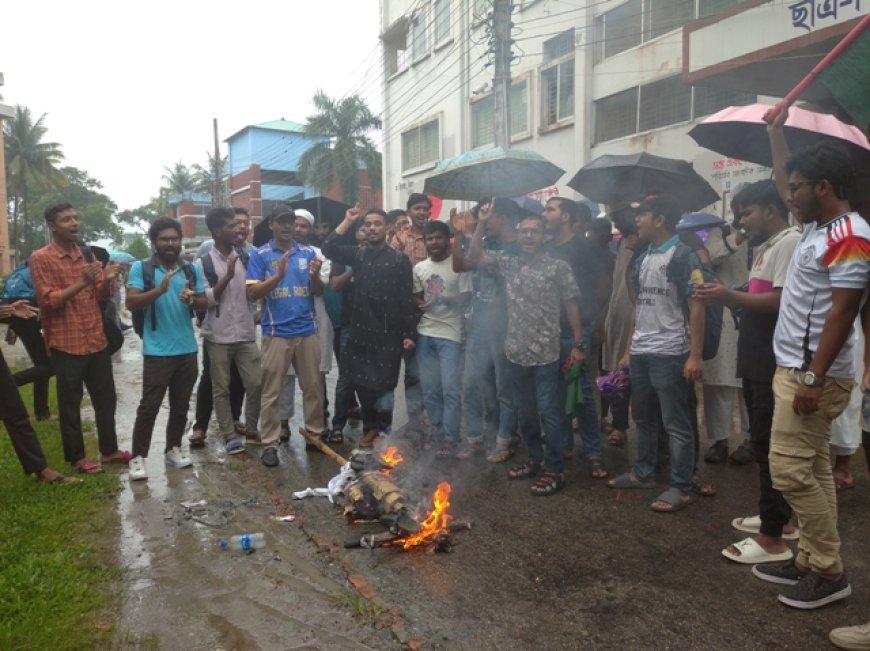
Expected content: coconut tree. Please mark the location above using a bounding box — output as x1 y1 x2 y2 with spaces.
161 162 201 195
298 91 382 205
192 153 227 205
4 105 67 255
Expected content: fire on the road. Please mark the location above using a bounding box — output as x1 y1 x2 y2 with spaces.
401 482 452 549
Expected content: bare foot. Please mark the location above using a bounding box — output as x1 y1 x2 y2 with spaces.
39 468 82 484
833 471 855 492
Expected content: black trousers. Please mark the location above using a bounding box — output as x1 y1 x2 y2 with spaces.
50 347 119 464
353 384 391 433
194 344 243 430
744 378 792 537
132 353 198 457
1 349 48 475
10 316 53 419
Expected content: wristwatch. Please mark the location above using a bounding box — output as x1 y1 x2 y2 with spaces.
802 371 825 387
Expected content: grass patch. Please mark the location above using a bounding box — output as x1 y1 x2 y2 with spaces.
0 380 121 650
334 590 386 621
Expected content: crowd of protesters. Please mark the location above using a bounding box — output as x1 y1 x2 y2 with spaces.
2 113 870 646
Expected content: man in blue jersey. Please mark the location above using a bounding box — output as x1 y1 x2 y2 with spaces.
247 207 324 467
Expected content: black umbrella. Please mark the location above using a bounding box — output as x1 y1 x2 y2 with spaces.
253 196 352 247
567 152 720 212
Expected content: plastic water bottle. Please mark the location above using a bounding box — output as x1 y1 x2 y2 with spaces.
219 532 265 551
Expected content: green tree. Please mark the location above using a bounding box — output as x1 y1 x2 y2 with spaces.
3 105 67 256
31 166 122 245
125 233 150 260
161 162 202 195
193 153 227 205
298 91 382 205
117 198 161 231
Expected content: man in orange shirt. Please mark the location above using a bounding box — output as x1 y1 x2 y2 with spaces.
29 203 132 474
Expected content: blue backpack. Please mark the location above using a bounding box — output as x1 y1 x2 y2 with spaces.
1 262 36 302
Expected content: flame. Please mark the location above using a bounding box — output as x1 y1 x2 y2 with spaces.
401 482 452 549
380 446 404 467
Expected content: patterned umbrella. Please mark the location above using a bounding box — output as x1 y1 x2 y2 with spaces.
423 147 565 200
108 250 135 264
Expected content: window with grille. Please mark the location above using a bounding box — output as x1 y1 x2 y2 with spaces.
543 29 574 62
384 23 409 76
541 58 574 126
638 75 692 132
693 86 756 119
402 119 440 171
599 0 642 60
470 79 529 147
411 8 428 61
594 87 639 144
644 0 695 41
434 0 451 43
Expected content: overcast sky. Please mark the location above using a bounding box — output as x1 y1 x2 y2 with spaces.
1 0 382 211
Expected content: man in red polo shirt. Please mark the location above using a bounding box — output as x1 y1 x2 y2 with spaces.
29 202 131 474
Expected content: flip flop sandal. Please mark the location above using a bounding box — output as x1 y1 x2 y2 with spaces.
607 430 626 447
650 488 692 513
589 458 609 480
327 428 345 444
75 459 104 474
43 474 82 485
101 450 132 465
531 472 565 496
689 477 716 497
189 429 207 448
607 472 655 489
731 515 801 541
507 461 541 480
486 446 515 463
721 537 794 565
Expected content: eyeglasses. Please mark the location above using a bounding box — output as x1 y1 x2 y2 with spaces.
787 180 818 195
157 236 181 244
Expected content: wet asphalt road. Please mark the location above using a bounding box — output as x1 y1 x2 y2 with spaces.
5 332 870 650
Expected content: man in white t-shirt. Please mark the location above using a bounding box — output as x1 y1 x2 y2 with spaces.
695 180 801 564
752 142 870 611
413 220 471 458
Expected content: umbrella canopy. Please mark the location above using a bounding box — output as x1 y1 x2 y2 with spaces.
688 103 870 168
567 152 720 212
253 196 352 247
511 195 545 217
676 212 726 232
108 250 135 264
423 147 565 200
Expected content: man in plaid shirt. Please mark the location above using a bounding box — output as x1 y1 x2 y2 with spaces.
30 202 131 474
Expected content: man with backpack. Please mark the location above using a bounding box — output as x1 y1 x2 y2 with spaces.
195 207 261 455
30 202 131 474
125 218 206 481
608 194 705 513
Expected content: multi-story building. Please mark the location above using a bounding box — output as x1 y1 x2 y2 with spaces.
380 0 867 217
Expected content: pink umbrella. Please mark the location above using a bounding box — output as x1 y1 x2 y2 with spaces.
688 103 870 167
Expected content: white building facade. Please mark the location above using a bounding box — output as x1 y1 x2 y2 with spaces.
380 0 867 217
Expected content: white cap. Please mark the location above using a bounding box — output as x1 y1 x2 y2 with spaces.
294 209 315 225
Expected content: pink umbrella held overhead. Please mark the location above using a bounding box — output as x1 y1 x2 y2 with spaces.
689 103 870 168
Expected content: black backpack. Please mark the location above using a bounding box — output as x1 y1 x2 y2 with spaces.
197 248 249 321
632 243 723 361
131 258 197 338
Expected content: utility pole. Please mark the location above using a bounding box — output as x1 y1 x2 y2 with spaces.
492 0 512 149
212 117 223 206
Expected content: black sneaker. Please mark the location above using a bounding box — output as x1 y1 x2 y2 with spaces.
261 447 280 467
704 441 729 464
752 559 808 586
778 573 851 610
729 442 755 465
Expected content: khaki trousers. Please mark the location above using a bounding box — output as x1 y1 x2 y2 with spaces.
770 367 853 575
205 339 261 439
260 334 323 446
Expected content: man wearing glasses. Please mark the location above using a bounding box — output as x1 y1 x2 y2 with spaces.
752 142 870 610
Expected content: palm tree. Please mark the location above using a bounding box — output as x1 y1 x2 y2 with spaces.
298 91 382 205
192 153 227 205
161 162 201 195
4 105 67 256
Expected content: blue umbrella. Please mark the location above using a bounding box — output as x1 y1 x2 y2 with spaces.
108 251 135 264
423 147 565 200
676 212 726 232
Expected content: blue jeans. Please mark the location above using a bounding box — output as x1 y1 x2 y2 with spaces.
417 334 462 443
462 318 517 444
508 359 563 473
630 353 695 493
559 329 602 459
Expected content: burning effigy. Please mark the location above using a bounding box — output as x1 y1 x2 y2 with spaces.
298 431 470 551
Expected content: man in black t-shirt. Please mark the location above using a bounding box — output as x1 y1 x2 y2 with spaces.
543 197 613 478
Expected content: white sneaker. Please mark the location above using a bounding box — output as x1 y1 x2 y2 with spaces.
830 622 870 650
165 446 192 469
129 456 148 481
